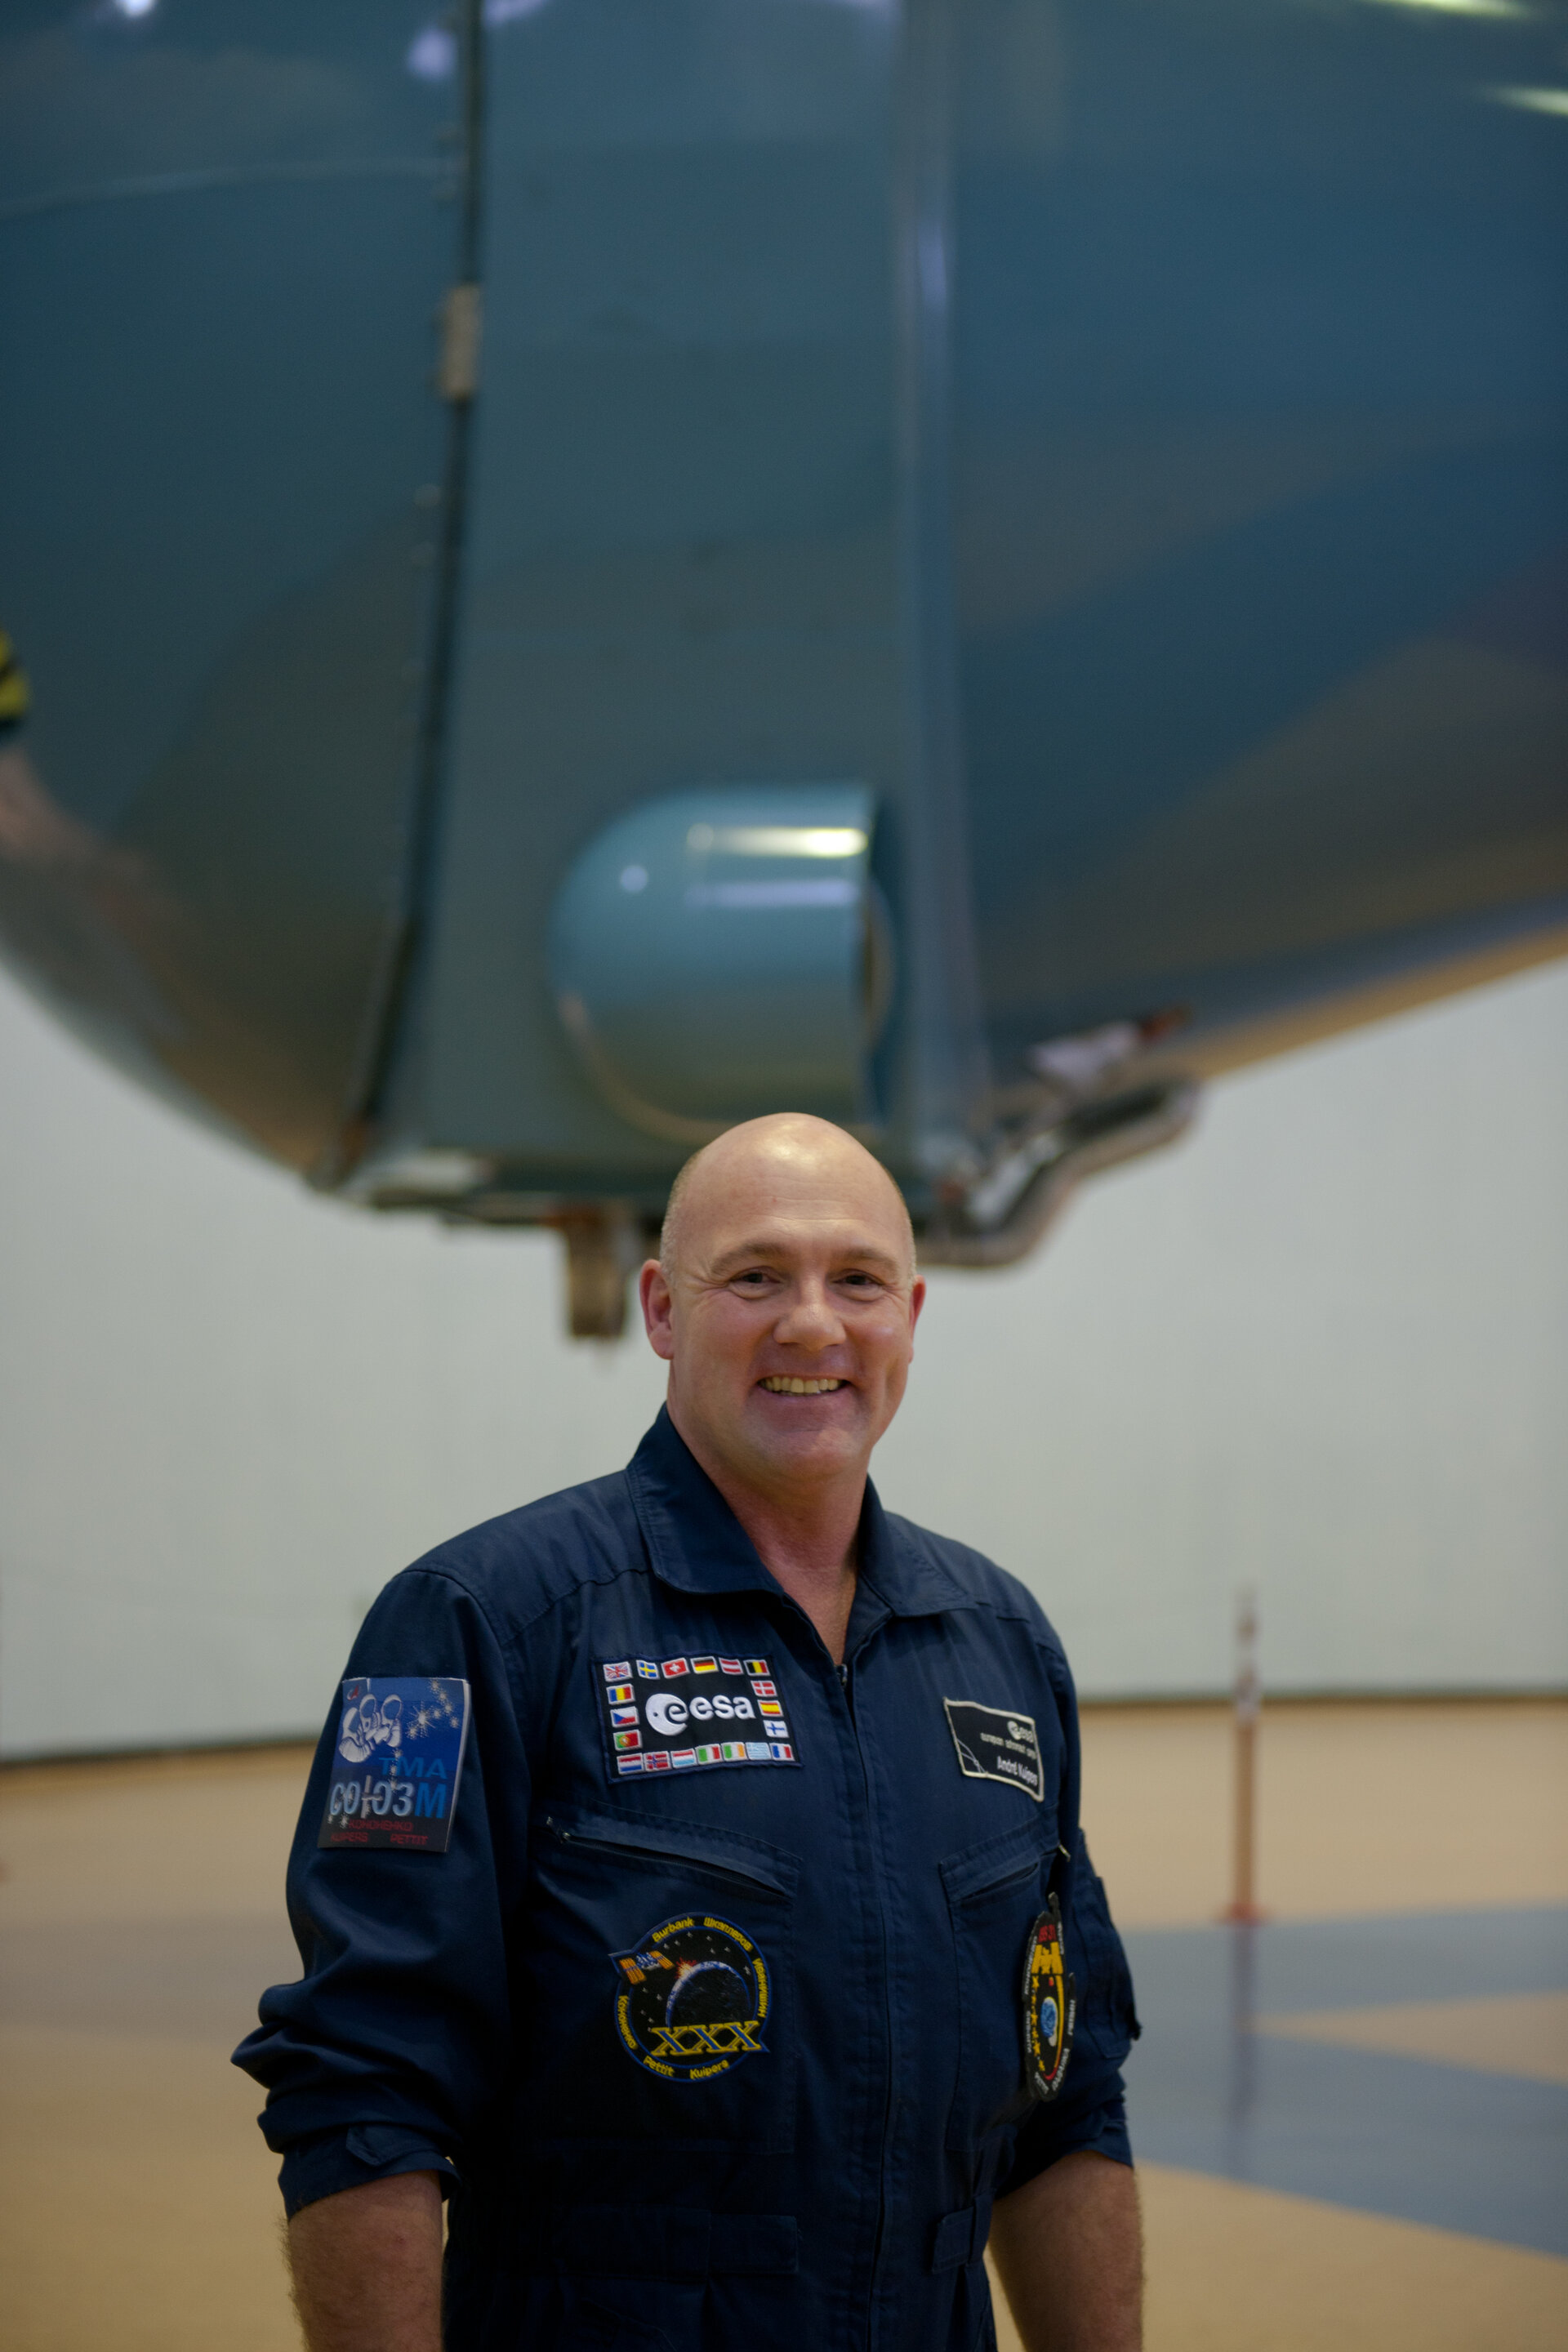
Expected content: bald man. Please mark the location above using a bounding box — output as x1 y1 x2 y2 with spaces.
238 1115 1142 2352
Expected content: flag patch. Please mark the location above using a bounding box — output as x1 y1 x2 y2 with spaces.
593 1654 798 1784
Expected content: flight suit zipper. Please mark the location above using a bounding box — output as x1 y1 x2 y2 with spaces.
833 1643 898 2350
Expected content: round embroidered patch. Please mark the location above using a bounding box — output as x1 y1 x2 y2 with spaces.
610 1913 770 2081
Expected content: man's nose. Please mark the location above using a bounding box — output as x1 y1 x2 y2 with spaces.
774 1283 845 1348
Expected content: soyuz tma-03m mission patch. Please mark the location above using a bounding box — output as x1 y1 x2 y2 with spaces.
942 1698 1044 1801
596 1657 799 1780
318 1677 470 1852
612 1913 772 2080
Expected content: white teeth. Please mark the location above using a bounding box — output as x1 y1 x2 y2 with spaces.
760 1376 844 1395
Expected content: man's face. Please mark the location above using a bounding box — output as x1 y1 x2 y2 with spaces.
641 1126 924 1502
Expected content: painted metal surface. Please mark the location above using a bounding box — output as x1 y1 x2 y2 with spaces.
0 0 1564 1303
954 0 1568 1078
0 0 461 1165
550 785 884 1138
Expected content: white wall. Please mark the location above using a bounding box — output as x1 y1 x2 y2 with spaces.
1 959 1564 1757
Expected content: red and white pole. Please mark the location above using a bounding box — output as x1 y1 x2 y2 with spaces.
1223 1585 1266 1924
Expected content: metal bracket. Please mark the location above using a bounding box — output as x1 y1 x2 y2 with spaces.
439 282 483 403
552 1205 653 1341
917 1078 1200 1267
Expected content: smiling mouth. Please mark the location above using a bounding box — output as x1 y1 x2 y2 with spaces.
759 1376 848 1395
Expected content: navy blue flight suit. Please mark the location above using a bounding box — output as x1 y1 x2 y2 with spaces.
235 1410 1138 2351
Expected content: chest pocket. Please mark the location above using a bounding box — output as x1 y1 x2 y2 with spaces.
939 1815 1056 2152
519 1803 799 2154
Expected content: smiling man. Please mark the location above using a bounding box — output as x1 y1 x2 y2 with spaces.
237 1114 1142 2352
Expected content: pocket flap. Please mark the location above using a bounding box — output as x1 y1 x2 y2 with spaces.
540 1803 798 1897
939 1815 1055 1905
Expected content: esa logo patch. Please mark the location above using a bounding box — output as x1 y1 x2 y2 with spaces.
943 1697 1044 1802
318 1677 470 1852
611 1913 771 2081
595 1656 800 1780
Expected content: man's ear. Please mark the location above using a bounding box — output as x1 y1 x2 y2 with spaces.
640 1258 676 1361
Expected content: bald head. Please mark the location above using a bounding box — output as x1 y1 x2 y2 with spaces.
641 1113 924 1514
659 1116 914 1285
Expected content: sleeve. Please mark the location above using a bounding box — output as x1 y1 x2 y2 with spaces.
231 1564 533 2213
996 1646 1141 2198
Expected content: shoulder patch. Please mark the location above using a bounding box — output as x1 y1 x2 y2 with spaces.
943 1697 1044 1802
318 1677 470 1851
595 1655 800 1780
1023 1894 1076 2099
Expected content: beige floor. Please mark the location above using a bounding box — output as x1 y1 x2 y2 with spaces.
1259 1987 1568 2087
2 1699 1565 2350
1078 1695 1568 1927
0 2024 292 2352
992 2165 1568 2352
0 1742 304 1931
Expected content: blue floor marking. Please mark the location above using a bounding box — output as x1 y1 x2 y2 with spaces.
1120 1908 1568 2258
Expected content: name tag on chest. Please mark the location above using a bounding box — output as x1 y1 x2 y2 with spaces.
943 1697 1044 1802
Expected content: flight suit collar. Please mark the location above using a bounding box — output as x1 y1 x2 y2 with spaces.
626 1406 974 1622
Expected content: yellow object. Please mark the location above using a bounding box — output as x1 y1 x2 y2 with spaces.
0 630 31 724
